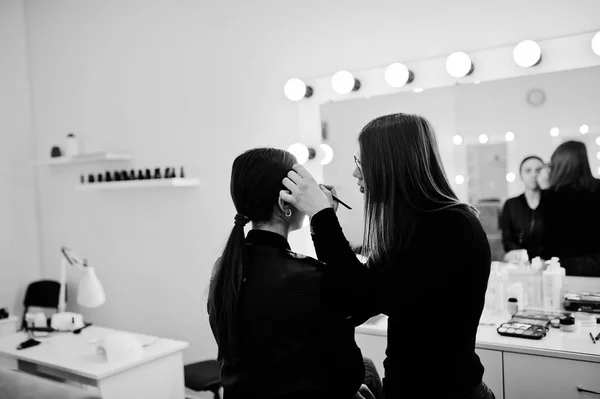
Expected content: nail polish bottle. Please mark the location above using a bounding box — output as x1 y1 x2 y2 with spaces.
105 171 112 182
88 174 95 183
80 175 85 184
180 167 185 178
164 168 171 178
114 171 121 181
145 169 151 180
98 174 103 183
154 168 162 179
138 170 145 180
130 170 136 180
121 170 129 181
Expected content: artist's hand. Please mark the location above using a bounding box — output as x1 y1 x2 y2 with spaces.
352 384 376 399
319 184 339 213
281 164 331 217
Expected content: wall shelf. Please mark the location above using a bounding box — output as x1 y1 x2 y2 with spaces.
34 152 133 166
75 178 199 191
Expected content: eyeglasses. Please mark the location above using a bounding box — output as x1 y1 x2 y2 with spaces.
353 153 362 174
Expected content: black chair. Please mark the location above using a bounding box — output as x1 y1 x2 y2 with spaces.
184 359 221 399
20 280 64 330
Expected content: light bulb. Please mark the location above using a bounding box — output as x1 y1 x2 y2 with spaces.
479 134 489 144
453 135 463 145
332 70 358 94
597 151 600 161
385 63 413 87
474 80 481 84
284 78 308 101
413 88 424 93
506 172 516 183
287 143 309 164
505 132 515 142
513 40 542 68
580 124 589 134
455 175 465 185
596 137 600 146
320 143 334 165
550 127 560 137
592 31 600 56
446 52 473 78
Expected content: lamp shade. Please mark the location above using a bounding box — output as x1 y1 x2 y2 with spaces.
77 267 106 308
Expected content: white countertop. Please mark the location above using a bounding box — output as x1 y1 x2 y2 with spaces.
0 326 189 380
356 314 600 363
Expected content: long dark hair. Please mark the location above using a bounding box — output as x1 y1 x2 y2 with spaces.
549 141 597 191
358 113 475 261
208 148 296 364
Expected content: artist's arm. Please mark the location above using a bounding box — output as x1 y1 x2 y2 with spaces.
501 200 520 252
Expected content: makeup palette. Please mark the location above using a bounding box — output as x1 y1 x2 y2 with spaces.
497 322 547 339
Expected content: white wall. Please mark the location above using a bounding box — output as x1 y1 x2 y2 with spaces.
22 0 600 363
0 0 40 316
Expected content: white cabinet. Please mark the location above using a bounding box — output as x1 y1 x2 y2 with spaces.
477 349 504 399
504 353 600 399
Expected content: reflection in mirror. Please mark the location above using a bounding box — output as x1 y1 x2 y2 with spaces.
320 65 600 277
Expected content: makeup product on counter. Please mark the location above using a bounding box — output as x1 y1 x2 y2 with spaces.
559 316 576 332
97 174 103 183
542 258 565 310
66 133 79 156
590 332 597 344
51 146 62 158
145 169 151 180
113 171 121 181
497 321 546 340
121 170 129 181
88 174 95 183
138 170 145 180
180 167 185 178
550 318 560 328
105 171 112 182
130 170 136 180
507 297 519 315
154 168 161 179
80 175 85 184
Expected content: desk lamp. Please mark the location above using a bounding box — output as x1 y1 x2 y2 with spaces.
50 246 106 331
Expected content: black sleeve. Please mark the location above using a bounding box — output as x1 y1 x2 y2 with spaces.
501 200 520 252
311 208 395 319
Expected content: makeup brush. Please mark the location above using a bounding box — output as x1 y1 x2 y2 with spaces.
319 184 352 210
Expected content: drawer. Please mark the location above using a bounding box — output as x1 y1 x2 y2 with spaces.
504 352 600 399
476 349 504 399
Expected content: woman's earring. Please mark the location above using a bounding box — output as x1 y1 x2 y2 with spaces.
285 209 292 218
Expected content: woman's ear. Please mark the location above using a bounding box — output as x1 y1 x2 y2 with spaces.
278 195 290 215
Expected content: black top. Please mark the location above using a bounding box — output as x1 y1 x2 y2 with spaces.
208 229 364 399
500 193 544 259
310 207 491 398
541 185 600 276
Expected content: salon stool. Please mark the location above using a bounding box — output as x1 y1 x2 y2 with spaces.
184 359 221 399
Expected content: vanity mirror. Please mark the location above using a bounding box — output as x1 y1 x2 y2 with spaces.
290 30 600 278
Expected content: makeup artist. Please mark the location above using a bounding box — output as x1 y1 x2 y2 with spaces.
281 113 495 399
541 141 600 276
500 155 545 262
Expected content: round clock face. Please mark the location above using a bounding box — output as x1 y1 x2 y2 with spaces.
527 89 546 106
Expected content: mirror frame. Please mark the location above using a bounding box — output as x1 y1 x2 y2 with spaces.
290 29 600 256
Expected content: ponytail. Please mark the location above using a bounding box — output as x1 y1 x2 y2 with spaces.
208 220 248 365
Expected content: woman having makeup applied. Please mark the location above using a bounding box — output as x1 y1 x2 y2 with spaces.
281 113 495 399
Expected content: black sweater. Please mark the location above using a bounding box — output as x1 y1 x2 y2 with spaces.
208 230 364 399
500 193 544 259
311 207 491 398
541 186 600 276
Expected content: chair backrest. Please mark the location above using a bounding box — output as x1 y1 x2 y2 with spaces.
21 280 64 330
0 369 100 399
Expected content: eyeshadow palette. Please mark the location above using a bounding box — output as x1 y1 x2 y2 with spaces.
497 322 547 340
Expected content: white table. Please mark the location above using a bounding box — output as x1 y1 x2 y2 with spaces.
0 326 189 399
356 314 600 399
